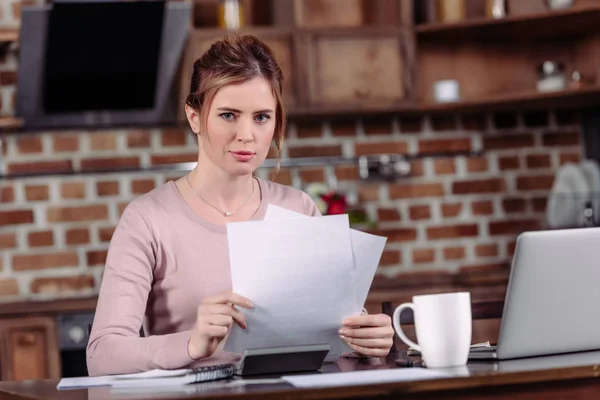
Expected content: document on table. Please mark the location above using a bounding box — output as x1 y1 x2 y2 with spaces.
223 213 360 361
281 368 451 388
264 204 387 308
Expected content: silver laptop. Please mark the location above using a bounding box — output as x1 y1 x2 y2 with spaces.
469 227 600 361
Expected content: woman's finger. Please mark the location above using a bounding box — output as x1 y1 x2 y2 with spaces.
339 326 394 339
345 342 390 358
205 291 254 309
343 314 390 328
340 336 392 349
205 304 248 329
202 314 233 328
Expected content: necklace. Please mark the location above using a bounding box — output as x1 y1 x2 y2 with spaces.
185 174 255 217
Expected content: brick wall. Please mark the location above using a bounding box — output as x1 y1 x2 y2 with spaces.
0 0 586 302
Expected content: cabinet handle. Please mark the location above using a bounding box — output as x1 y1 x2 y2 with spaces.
16 332 37 346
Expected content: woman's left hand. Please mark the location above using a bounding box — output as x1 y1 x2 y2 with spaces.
339 313 395 357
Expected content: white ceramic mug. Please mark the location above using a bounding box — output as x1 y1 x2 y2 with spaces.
392 292 472 368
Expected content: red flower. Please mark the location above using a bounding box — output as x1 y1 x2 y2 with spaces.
327 201 346 215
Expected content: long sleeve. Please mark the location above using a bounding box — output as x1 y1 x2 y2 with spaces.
301 191 322 217
86 201 195 376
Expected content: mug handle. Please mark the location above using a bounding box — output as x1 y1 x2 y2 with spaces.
392 303 420 351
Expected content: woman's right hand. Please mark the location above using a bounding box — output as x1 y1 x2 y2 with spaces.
187 291 254 360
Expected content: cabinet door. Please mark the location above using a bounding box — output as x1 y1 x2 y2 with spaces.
303 29 412 109
0 317 61 381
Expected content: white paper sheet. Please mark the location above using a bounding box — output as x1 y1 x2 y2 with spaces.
57 368 193 389
223 214 359 361
281 368 450 388
264 204 387 307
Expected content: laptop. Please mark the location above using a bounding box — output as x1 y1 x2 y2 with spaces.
469 227 600 361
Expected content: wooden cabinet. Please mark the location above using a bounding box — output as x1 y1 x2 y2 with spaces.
0 317 60 381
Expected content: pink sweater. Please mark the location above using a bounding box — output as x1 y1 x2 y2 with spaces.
86 178 320 376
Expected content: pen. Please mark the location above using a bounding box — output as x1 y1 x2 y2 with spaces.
395 359 414 367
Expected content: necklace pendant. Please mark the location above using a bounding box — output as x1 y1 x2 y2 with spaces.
224 212 232 217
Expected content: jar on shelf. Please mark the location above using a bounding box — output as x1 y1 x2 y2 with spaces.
437 0 465 23
536 61 566 93
218 0 244 30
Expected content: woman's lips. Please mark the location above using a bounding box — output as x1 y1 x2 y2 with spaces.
230 151 255 162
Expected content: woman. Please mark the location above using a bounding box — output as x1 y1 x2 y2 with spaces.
86 34 394 376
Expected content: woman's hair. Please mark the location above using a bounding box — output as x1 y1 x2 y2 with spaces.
186 34 285 170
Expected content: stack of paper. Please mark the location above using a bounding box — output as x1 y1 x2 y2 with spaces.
223 204 387 361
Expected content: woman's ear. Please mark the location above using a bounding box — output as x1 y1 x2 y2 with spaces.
185 104 201 134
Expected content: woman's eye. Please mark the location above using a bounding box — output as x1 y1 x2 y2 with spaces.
220 112 235 120
255 114 270 123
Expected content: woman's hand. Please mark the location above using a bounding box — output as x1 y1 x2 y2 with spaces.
339 313 395 357
187 291 254 360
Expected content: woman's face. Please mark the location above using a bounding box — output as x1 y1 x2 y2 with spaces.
190 76 277 177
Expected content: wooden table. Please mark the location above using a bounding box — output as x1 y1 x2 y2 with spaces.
1 350 600 400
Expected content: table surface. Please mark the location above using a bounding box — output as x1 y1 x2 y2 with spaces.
2 350 600 400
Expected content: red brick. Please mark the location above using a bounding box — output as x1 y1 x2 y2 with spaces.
330 119 356 137
98 226 116 242
8 160 73 175
483 134 534 150
61 182 86 199
502 198 526 213
31 275 95 295
441 203 462 218
161 128 188 146
16 136 43 154
47 205 108 222
295 121 323 138
559 152 581 165
362 117 393 135
506 240 517 257
288 145 342 158
516 175 554 191
532 197 547 212
151 153 197 165
28 231 54 247
452 178 505 195
25 184 49 201
526 154 551 169
431 114 457 131
427 224 479 240
65 228 90 245
127 130 152 148
489 219 541 236
53 135 79 152
471 200 494 216
444 246 465 260
0 186 14 203
409 160 424 177
379 250 401 266
399 115 423 133
354 141 408 156
0 279 19 297
90 132 117 150
13 252 79 271
298 168 325 183
118 202 129 217
542 131 579 147
81 156 140 171
412 248 435 264
419 138 470 154
96 181 120 197
475 244 499 257
498 156 520 170
131 179 155 194
87 250 108 266
0 233 17 249
371 228 417 242
269 169 292 185
335 166 360 181
409 205 431 220
0 71 17 85
358 185 380 202
0 210 34 226
434 159 455 175
389 183 445 199
466 157 488 173
377 208 401 221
